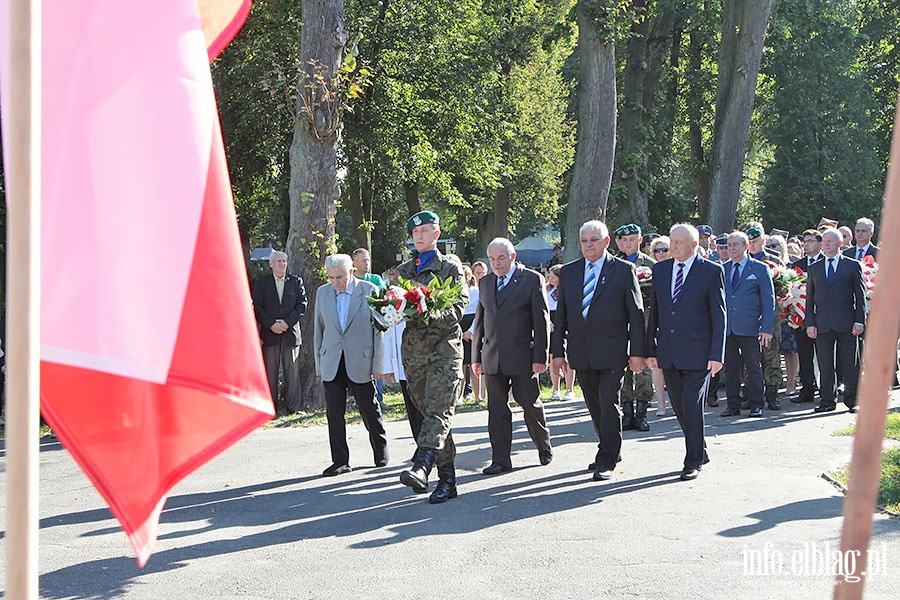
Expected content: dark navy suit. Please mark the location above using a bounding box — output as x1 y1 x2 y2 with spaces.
723 257 775 411
647 256 726 469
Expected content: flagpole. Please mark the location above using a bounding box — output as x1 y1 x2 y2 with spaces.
6 0 41 597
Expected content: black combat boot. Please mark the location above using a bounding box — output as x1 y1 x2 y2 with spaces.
635 400 650 432
429 463 457 504
622 400 636 431
765 388 781 410
401 448 435 493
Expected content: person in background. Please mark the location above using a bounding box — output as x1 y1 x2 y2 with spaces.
697 225 713 258
462 261 488 402
786 241 802 264
843 217 878 260
838 226 854 251
546 265 576 400
648 235 672 414
460 265 479 401
353 248 387 407
765 235 800 397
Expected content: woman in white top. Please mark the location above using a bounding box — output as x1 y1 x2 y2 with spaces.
546 265 576 400
461 261 486 401
648 237 671 415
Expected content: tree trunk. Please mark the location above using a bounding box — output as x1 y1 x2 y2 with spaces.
686 25 709 221
403 181 421 215
564 1 617 261
287 0 348 410
492 183 510 241
615 0 675 229
706 0 775 232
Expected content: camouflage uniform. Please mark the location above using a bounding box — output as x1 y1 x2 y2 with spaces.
396 251 468 468
761 303 783 407
621 252 655 430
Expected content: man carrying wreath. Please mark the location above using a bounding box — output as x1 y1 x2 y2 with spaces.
396 211 469 503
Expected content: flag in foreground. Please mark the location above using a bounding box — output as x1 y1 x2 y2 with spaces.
0 0 272 566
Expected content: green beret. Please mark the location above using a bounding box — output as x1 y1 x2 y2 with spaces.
746 225 763 240
407 210 440 234
615 223 641 238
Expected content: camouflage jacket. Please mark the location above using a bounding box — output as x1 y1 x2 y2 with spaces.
396 250 468 351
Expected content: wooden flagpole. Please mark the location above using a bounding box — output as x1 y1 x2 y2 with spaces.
834 89 900 599
5 0 41 597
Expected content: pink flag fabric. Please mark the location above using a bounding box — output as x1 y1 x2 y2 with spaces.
0 0 272 566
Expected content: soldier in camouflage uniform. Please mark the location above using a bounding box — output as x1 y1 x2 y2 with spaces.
614 224 655 431
746 225 783 410
396 211 468 504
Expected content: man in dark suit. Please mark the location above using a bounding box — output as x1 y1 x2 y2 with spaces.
472 238 552 474
720 231 776 418
252 250 308 413
551 221 646 482
646 224 726 481
789 229 824 404
806 228 867 413
314 254 388 476
843 217 879 261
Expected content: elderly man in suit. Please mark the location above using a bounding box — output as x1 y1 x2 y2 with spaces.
843 217 879 261
720 231 776 418
806 228 867 413
314 254 388 476
252 250 308 413
551 220 646 482
472 238 552 474
646 224 726 481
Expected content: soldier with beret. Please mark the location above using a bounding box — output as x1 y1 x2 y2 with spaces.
614 223 656 431
397 210 469 504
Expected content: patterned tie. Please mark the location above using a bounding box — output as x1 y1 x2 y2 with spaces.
551 287 559 302
497 274 507 291
827 257 835 283
673 263 685 303
731 263 740 290
582 263 597 319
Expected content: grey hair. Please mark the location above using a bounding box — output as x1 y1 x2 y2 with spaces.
855 217 875 232
269 250 287 263
324 254 354 273
727 231 749 246
487 237 516 255
579 220 609 239
670 223 699 243
822 228 842 243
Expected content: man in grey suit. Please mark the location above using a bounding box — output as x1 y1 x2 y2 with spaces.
720 231 776 418
843 217 879 260
551 221 646 482
472 238 552 474
314 254 388 476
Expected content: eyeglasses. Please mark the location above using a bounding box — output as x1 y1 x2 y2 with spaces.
653 248 669 253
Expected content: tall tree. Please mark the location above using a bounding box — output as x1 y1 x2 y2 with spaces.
563 0 623 260
705 0 774 232
288 0 352 409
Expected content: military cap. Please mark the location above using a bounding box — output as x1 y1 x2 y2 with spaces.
407 210 440 234
697 224 713 235
818 217 839 229
615 223 641 238
642 233 660 246
746 225 764 240
715 235 728 247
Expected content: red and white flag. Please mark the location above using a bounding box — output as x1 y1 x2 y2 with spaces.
0 0 272 566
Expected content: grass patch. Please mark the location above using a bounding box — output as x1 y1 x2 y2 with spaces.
267 381 584 429
829 446 900 514
832 412 900 440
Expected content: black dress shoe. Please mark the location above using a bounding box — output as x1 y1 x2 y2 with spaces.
592 467 613 481
706 398 720 408
847 405 859 413
482 463 512 475
766 398 781 410
791 395 815 404
720 407 741 417
740 399 750 410
679 467 699 481
322 463 351 477
813 403 836 413
539 449 553 466
748 407 764 418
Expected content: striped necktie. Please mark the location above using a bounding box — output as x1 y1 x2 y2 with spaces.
582 262 597 319
673 263 685 303
497 274 506 291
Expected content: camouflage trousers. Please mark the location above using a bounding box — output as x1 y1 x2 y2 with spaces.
402 340 463 468
621 365 654 403
762 319 783 392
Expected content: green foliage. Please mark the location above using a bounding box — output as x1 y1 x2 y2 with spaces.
581 0 645 44
757 0 883 234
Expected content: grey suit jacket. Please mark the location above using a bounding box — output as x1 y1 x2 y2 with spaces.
472 264 550 376
313 279 384 383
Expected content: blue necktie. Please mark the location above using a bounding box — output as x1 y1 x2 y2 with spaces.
826 258 835 283
497 274 506 291
731 264 740 290
857 247 865 260
673 263 685 302
582 263 597 319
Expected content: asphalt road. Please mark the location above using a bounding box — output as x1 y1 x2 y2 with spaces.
2 391 900 599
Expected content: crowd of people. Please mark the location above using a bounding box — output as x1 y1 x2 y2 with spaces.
250 210 883 500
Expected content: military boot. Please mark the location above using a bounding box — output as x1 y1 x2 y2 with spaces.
622 400 636 431
765 388 781 410
400 448 435 493
635 400 650 432
429 463 458 504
